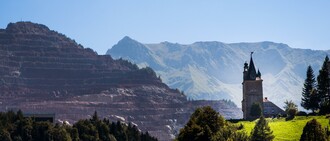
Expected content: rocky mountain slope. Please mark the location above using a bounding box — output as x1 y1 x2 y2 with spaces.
0 22 241 141
107 36 330 109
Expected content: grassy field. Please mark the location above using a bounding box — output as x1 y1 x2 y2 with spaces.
235 116 329 141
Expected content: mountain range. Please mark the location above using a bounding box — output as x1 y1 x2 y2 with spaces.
0 22 242 141
107 36 330 109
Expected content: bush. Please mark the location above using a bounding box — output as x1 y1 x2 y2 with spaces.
237 123 244 130
300 119 327 141
325 114 330 119
297 111 308 116
285 115 295 121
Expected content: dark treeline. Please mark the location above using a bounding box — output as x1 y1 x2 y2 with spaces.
0 110 157 141
301 55 330 115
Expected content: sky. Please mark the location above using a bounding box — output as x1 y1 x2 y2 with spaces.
1 1 330 54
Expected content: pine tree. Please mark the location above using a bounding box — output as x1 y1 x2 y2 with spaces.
301 65 319 113
250 116 274 141
300 119 327 141
317 55 330 114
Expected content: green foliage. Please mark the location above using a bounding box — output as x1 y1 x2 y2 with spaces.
211 126 249 141
74 119 100 141
250 116 275 141
317 55 330 114
51 125 72 141
237 116 329 141
301 65 320 113
0 129 11 141
284 100 298 120
250 102 262 118
177 106 224 141
32 121 54 141
177 106 248 141
0 110 158 141
300 119 327 141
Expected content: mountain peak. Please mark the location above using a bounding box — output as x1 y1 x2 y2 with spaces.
107 36 148 56
122 36 133 40
118 36 138 44
6 21 51 34
115 36 146 49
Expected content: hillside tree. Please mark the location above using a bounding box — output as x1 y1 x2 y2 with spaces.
177 106 225 141
300 119 327 141
177 106 249 141
250 116 274 141
284 100 298 120
317 55 330 114
301 65 319 113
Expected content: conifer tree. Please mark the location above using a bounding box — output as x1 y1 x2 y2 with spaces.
301 65 319 113
250 116 274 141
300 119 327 141
317 55 330 114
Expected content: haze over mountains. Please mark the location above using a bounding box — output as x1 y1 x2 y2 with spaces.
108 36 330 108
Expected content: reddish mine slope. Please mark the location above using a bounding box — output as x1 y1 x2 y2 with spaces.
0 22 241 140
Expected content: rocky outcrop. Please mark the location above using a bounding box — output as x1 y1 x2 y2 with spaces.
0 22 241 140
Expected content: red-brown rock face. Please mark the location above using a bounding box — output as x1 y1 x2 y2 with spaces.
0 22 240 140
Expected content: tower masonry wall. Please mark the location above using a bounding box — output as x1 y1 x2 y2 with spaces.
242 79 263 119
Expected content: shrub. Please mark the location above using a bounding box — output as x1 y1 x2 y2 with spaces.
296 111 308 116
237 123 244 130
300 119 327 141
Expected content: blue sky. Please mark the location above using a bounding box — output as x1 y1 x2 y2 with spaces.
1 1 330 54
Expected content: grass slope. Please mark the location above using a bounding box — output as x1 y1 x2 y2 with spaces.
236 116 329 141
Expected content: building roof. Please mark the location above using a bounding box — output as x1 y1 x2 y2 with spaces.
246 52 259 80
263 97 286 116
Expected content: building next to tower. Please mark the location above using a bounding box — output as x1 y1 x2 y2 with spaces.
242 52 285 119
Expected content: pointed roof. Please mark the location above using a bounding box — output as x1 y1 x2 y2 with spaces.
257 69 261 78
247 52 257 80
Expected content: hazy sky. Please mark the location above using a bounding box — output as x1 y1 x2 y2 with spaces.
1 1 330 54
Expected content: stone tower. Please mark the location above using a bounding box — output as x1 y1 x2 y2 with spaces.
242 52 263 119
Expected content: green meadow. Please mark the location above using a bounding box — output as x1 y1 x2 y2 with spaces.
235 116 330 141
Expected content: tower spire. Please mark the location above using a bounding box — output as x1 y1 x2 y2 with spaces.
257 69 261 78
247 52 257 80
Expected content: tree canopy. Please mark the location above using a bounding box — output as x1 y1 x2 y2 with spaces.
300 119 327 141
0 110 157 141
317 55 330 114
250 102 262 118
301 65 319 113
177 106 248 141
250 116 274 141
284 100 298 120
